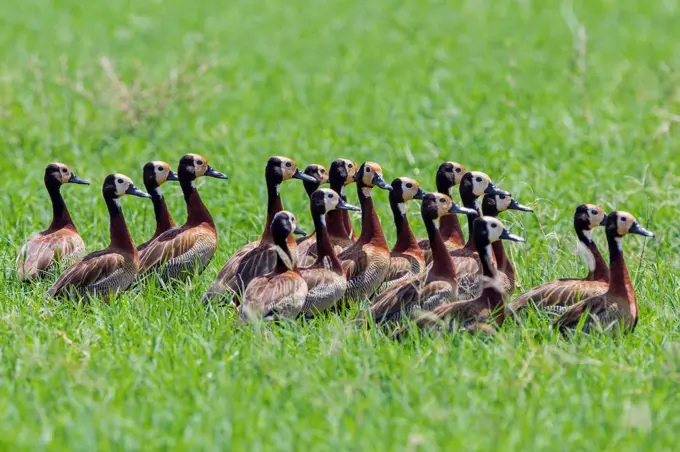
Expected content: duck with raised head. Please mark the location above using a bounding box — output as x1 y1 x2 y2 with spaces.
394 217 525 337
137 161 179 252
509 204 609 313
448 171 509 289
138 154 227 281
295 164 329 266
17 163 90 281
204 156 316 302
418 161 467 264
383 177 426 286
299 189 361 316
368 193 476 324
555 212 654 333
240 211 308 322
337 162 393 303
456 192 533 298
48 174 150 300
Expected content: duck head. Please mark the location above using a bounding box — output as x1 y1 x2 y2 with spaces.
310 188 361 217
482 193 533 216
575 204 607 232
329 159 357 190
265 156 316 187
606 211 655 239
103 174 150 200
354 162 392 193
301 164 329 196
143 161 179 194
178 154 228 182
271 210 307 240
435 161 466 194
460 171 509 199
421 193 477 221
390 177 425 204
473 216 526 248
44 163 89 188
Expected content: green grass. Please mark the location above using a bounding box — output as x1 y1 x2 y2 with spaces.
1 0 679 449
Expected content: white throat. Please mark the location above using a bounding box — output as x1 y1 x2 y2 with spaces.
576 240 596 272
361 187 372 198
615 237 623 252
397 202 406 216
154 187 163 198
582 229 593 242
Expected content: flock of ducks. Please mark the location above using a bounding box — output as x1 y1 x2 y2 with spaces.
17 155 655 336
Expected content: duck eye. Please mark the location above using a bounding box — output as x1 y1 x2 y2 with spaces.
348 163 353 169
491 223 498 228
405 183 413 189
196 160 204 166
365 167 371 172
117 179 124 184
476 177 483 183
320 169 326 173
499 195 506 200
455 168 462 173
620 217 626 222
61 168 68 173
591 210 598 215
439 198 445 203
327 193 334 199
285 162 292 168
157 166 164 172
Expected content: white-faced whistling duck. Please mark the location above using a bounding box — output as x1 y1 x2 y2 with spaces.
368 193 476 324
17 163 90 281
138 154 227 281
448 171 509 288
204 156 316 302
383 177 426 286
48 174 150 300
394 216 525 338
509 204 609 313
337 162 393 304
137 161 179 252
295 164 329 266
555 211 654 334
240 211 308 322
456 192 533 298
317 158 358 254
418 162 467 264
299 188 361 316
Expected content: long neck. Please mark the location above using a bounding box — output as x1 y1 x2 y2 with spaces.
390 201 419 253
263 180 283 240
479 243 505 325
106 197 136 252
340 186 356 239
436 184 464 246
425 216 456 281
149 187 175 236
462 194 479 250
181 178 214 229
47 183 74 231
606 234 635 303
327 181 350 239
357 186 388 248
576 228 609 282
274 234 295 274
492 240 514 289
313 213 343 273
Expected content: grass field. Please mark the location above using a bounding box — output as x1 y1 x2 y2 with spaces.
1 0 680 449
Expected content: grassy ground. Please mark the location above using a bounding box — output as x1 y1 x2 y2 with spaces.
1 0 679 449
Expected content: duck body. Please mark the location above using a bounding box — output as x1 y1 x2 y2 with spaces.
509 204 609 313
137 161 179 252
240 212 308 321
205 156 315 302
139 154 227 281
17 163 89 281
48 174 150 300
337 162 393 304
555 212 653 333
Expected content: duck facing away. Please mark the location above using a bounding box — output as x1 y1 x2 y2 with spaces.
240 211 308 322
368 193 476 325
48 174 150 300
299 189 361 316
204 156 316 303
138 154 227 282
337 162 393 304
17 163 90 281
555 212 654 334
296 164 329 266
383 177 426 286
137 161 179 252
509 204 609 313
418 161 467 264
394 217 525 338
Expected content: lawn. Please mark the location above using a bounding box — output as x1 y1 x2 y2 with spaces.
1 0 680 449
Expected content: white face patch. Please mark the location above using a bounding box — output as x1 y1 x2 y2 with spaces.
470 172 490 197
361 187 372 198
485 218 503 242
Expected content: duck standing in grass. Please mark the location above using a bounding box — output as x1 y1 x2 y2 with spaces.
555 211 654 333
337 162 393 304
509 204 609 313
299 189 360 316
17 163 90 281
204 156 316 303
137 161 179 252
240 211 308 322
138 154 227 281
48 174 150 300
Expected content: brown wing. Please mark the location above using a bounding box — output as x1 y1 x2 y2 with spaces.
554 295 609 331
369 274 423 323
339 244 369 282
241 272 308 320
139 226 213 272
509 280 608 313
17 229 84 281
385 253 420 283
48 250 125 296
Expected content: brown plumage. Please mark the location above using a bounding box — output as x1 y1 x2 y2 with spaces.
240 211 308 322
555 211 654 334
394 217 525 338
509 204 609 313
204 156 316 303
17 163 89 281
48 174 150 300
337 162 393 304
368 193 476 324
299 189 360 315
138 154 227 281
418 162 467 264
295 164 330 267
137 161 179 252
